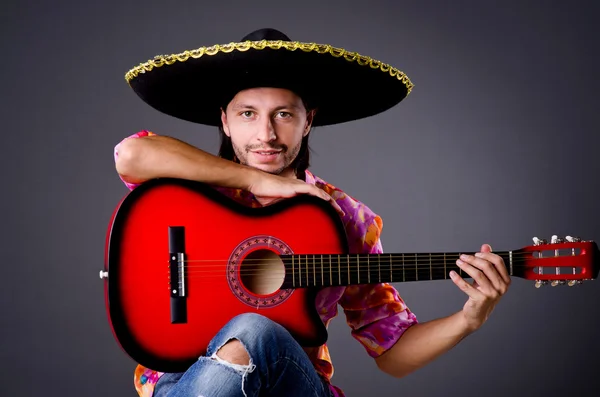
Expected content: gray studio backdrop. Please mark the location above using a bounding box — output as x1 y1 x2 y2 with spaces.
2 1 598 396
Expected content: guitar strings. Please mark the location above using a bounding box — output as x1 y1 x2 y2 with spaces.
132 258 582 279
111 253 584 280
159 250 581 268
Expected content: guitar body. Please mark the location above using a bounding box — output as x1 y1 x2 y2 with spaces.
103 178 349 373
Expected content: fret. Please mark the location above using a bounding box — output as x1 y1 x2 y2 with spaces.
292 255 295 287
321 255 324 287
305 255 309 286
313 255 317 285
357 254 360 284
329 255 332 286
378 254 381 282
314 255 317 286
444 252 447 279
338 254 341 286
415 253 418 281
298 255 302 287
341 254 347 285
429 253 432 280
347 255 350 285
402 253 405 282
347 254 354 285
367 255 371 283
390 254 392 282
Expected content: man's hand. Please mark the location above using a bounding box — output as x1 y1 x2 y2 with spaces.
450 244 511 333
246 171 345 216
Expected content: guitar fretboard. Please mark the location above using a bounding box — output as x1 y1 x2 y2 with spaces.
280 252 513 288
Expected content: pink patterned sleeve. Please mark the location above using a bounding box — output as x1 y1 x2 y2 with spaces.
337 210 418 358
113 130 156 191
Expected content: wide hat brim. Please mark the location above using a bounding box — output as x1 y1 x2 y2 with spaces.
125 32 414 127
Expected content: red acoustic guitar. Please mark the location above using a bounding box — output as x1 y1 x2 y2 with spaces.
100 178 599 373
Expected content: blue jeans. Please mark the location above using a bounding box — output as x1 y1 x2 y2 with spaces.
154 313 333 397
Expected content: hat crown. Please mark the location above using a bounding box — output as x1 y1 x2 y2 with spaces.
241 28 291 42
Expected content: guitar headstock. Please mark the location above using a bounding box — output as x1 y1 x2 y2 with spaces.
512 235 599 288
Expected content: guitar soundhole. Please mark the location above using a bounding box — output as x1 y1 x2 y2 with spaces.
240 249 285 295
227 235 294 308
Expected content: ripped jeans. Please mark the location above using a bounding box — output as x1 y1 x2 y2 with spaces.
153 313 334 397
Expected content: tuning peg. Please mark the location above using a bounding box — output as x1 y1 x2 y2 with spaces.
535 280 548 288
551 280 566 287
565 236 582 243
551 235 565 244
533 237 547 246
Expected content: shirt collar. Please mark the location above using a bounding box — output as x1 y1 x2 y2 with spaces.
304 169 316 185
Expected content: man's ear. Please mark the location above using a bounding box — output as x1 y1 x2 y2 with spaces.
220 107 230 137
304 109 317 136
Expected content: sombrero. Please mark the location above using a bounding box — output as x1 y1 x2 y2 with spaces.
125 28 413 127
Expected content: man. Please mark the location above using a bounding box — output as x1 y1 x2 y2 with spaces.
113 28 510 397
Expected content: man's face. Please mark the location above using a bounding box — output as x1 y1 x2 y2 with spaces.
221 87 314 178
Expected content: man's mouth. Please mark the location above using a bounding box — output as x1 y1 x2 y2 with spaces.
253 150 281 155
250 149 283 162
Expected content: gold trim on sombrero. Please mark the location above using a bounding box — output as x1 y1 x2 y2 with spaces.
124 40 414 94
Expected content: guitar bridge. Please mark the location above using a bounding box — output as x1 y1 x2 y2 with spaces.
169 226 187 324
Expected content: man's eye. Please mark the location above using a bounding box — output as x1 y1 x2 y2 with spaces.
241 111 253 117
278 112 291 118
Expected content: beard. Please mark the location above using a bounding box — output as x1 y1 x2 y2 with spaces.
232 139 303 175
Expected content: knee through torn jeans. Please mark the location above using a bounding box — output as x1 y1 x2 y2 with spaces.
153 313 334 397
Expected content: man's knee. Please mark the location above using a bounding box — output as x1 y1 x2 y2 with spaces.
212 313 296 366
215 339 250 366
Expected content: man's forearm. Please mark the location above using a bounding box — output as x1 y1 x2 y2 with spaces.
115 135 259 189
375 310 473 378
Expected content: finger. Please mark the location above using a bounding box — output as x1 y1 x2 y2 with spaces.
459 254 507 296
302 184 327 200
456 256 497 292
320 193 344 217
449 271 484 300
292 184 321 199
297 185 345 216
330 200 345 216
479 243 510 286
475 252 511 287
256 197 283 206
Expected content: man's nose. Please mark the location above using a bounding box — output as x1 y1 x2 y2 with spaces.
256 117 276 142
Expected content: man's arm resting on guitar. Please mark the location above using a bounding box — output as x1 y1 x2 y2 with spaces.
115 134 260 190
114 132 339 208
374 310 472 378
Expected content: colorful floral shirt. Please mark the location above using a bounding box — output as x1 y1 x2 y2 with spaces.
114 130 418 397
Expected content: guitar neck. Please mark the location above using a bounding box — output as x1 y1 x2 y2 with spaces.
280 251 514 288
